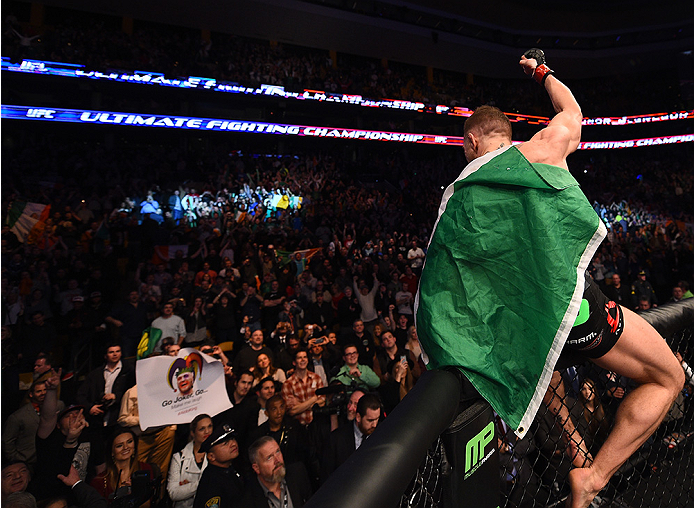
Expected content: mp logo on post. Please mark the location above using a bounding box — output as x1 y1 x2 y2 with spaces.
464 421 495 479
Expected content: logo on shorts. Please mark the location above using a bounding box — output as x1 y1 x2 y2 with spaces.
605 301 621 334
205 497 220 508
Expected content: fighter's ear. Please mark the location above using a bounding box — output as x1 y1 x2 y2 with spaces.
466 131 479 152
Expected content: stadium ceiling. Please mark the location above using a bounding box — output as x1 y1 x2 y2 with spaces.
34 0 694 78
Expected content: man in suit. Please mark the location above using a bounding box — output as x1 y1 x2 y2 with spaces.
75 344 134 430
244 436 313 507
320 393 381 484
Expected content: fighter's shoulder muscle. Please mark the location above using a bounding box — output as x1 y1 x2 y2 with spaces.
516 125 572 171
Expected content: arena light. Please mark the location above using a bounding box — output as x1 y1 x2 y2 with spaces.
4 58 692 126
3 105 693 149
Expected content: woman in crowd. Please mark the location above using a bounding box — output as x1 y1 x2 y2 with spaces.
404 325 422 362
372 322 386 347
379 356 415 414
167 414 213 508
90 428 156 506
576 378 611 453
252 353 286 387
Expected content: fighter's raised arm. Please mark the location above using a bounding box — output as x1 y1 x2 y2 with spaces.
517 49 582 170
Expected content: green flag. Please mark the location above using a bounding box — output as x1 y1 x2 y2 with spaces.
415 146 605 437
137 327 162 360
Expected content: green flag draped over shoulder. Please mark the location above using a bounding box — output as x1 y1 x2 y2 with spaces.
414 146 605 437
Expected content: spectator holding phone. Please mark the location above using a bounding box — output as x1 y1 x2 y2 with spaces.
89 428 157 506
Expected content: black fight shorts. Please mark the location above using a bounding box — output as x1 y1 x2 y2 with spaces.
563 272 624 359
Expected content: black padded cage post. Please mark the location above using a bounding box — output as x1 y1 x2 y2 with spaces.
442 398 500 508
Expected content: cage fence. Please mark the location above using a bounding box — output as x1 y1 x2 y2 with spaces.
400 324 693 508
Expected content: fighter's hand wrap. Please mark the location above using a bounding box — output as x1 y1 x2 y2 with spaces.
533 64 554 85
523 48 554 85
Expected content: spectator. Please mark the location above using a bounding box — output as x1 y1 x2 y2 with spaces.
392 313 410 349
252 353 286 387
267 322 292 352
247 395 316 482
151 303 186 352
345 320 374 368
281 350 325 427
167 414 213 508
302 293 332 331
261 280 285 332
394 282 414 317
678 280 693 299
89 428 157 502
250 377 276 427
215 371 256 453
210 289 238 347
183 297 208 347
4 492 37 508
105 290 150 358
352 277 379 330
274 335 302 375
336 286 360 340
404 325 422 363
244 436 313 507
117 383 177 487
631 270 658 309
194 263 217 287
330 344 380 392
378 356 415 415
239 286 263 332
372 330 420 384
306 336 339 388
406 240 425 275
603 273 631 307
576 378 610 453
669 285 684 303
344 390 365 424
320 394 381 484
193 424 244 508
1 462 31 503
233 330 274 374
32 370 102 503
76 344 134 431
2 380 65 467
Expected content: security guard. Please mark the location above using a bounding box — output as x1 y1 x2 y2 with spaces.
193 423 245 508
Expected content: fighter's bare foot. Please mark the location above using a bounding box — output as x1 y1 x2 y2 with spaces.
566 467 603 508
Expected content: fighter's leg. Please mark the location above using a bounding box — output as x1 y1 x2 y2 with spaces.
567 306 684 508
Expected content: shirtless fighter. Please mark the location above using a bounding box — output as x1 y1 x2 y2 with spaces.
415 49 684 508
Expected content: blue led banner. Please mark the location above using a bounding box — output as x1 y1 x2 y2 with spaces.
3 105 693 149
4 58 692 126
0 105 461 145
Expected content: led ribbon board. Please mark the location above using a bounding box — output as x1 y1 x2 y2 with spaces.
3 105 693 149
0 105 462 145
4 58 692 126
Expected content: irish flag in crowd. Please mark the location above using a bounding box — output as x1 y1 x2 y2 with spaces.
414 146 606 438
275 247 321 267
5 201 51 244
152 245 189 265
